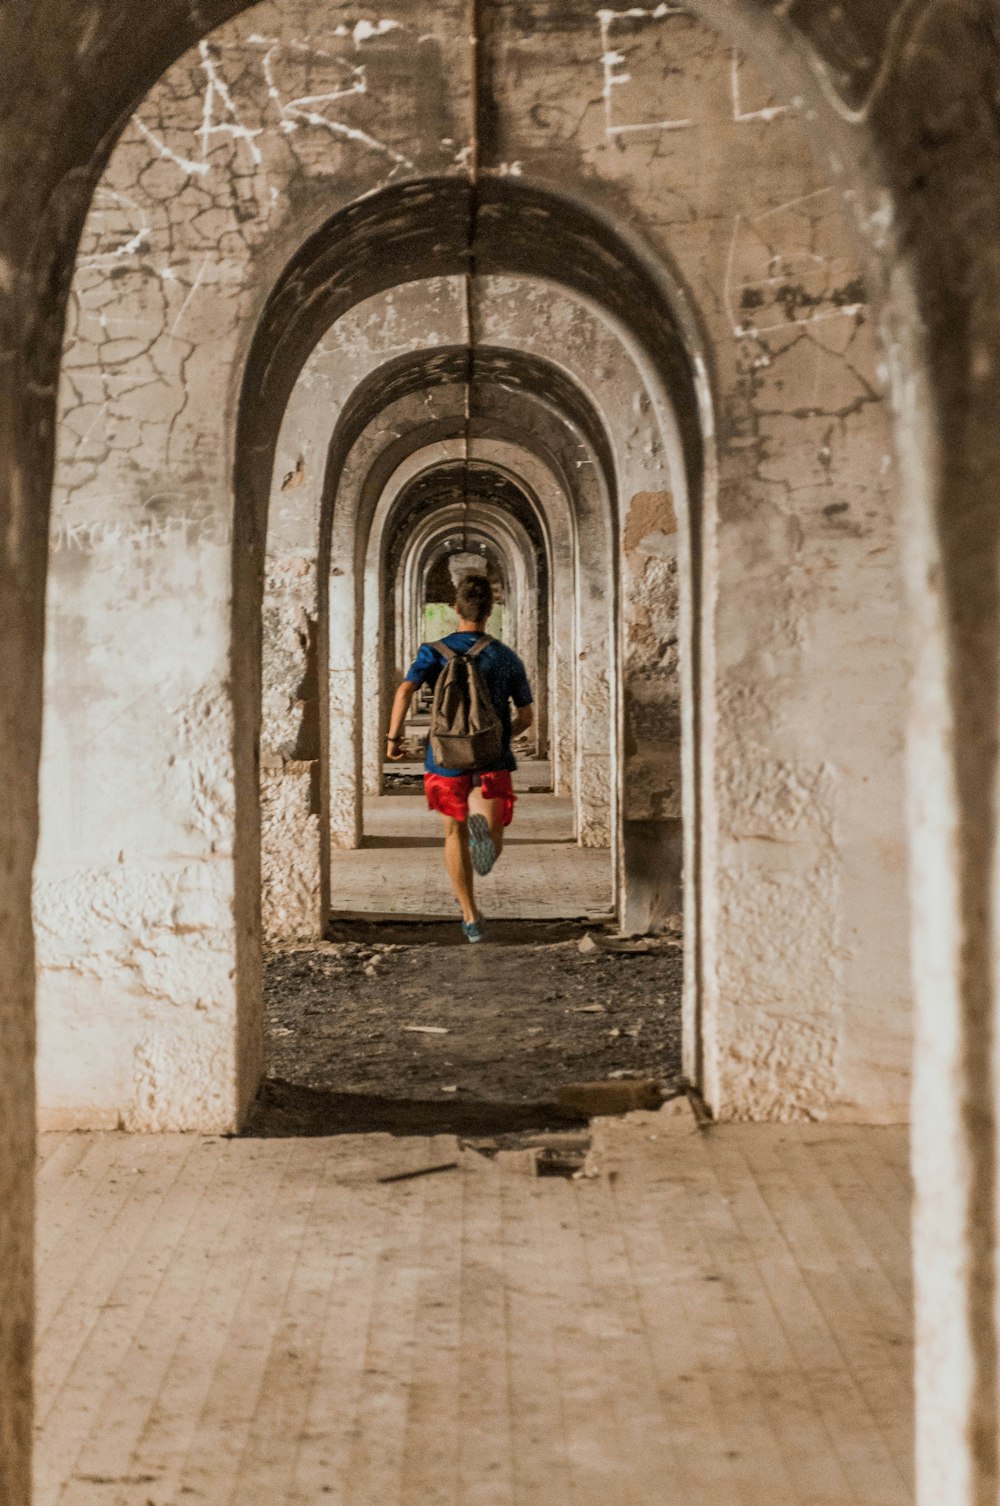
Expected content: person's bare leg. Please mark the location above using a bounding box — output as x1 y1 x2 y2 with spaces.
468 788 505 859
441 815 477 921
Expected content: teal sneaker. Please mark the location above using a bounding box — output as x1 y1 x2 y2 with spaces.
461 916 485 944
468 814 497 876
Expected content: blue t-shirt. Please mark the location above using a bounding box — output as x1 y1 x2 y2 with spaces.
405 632 533 776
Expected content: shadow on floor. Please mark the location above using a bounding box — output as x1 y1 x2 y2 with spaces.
359 835 572 849
323 917 606 946
241 1077 588 1138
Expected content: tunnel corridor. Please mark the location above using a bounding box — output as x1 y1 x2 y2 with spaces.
8 0 1000 1501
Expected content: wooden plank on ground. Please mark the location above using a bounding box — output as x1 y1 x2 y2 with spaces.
48 1136 250 1506
456 1152 515 1506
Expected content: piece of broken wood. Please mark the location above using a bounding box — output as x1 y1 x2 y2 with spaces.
377 1160 460 1185
556 1079 662 1117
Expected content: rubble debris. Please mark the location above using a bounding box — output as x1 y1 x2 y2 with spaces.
537 1145 590 1177
257 923 683 1132
588 933 682 956
654 1093 700 1133
490 1128 595 1179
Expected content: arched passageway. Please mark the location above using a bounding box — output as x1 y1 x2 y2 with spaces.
5 1 1000 1501
38 135 909 1128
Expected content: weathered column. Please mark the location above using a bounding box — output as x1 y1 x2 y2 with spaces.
864 17 1000 1503
0 263 45 1506
620 487 683 932
0 2 253 1490
261 554 323 944
36 476 261 1131
327 455 365 853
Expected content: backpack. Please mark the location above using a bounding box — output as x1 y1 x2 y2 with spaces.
428 636 505 771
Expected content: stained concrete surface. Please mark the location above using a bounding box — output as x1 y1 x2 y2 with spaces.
251 922 682 1137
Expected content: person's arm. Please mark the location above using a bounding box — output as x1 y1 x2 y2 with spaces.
386 680 417 762
511 702 534 738
509 654 534 739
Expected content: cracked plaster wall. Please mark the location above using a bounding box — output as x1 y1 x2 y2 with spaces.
37 0 472 1128
480 2 912 1118
39 0 908 1129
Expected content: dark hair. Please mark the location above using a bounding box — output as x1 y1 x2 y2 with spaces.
455 573 493 623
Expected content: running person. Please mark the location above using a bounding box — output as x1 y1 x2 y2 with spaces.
385 574 534 942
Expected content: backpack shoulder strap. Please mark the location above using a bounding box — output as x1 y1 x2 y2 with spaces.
431 639 456 661
465 635 494 660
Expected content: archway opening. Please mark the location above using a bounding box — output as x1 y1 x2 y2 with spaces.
19 1 936 1500
253 260 686 1133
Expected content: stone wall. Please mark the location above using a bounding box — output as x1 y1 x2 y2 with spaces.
6 0 1000 1502
36 0 909 1133
481 1 911 1120
36 0 472 1129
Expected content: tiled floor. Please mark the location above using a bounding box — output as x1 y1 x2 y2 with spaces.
35 1115 912 1506
328 774 613 921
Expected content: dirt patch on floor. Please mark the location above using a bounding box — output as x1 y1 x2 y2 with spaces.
244 921 683 1136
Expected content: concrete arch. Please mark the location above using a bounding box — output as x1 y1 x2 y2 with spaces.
383 483 545 741
359 437 576 805
315 355 616 874
390 500 538 758
381 461 548 696
7 3 1000 1499
235 192 703 994
37 19 905 1153
394 495 537 676
259 375 601 938
263 267 667 866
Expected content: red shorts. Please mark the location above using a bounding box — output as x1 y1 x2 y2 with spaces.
423 770 516 827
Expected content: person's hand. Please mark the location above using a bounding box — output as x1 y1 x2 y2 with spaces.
386 736 405 762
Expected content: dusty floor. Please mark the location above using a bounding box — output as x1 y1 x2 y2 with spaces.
35 1120 913 1506
249 922 683 1138
327 779 614 922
